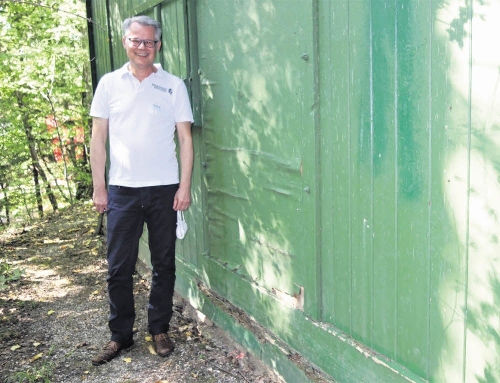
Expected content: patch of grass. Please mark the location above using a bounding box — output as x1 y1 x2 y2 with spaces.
0 262 24 290
17 300 39 310
7 361 55 383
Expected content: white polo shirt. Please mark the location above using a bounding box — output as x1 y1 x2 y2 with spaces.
90 63 194 187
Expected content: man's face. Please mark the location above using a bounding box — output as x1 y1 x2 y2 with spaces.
122 22 161 70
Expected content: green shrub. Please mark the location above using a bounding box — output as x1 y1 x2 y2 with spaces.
0 262 24 290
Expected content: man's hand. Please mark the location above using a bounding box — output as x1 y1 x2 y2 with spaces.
93 186 108 214
173 185 191 211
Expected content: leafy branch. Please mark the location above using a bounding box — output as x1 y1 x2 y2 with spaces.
1 0 106 31
0 0 93 223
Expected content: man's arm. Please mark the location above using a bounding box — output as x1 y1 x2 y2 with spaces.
174 121 193 211
90 117 109 214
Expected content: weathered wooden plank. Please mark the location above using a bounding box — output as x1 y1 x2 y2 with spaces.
175 256 427 383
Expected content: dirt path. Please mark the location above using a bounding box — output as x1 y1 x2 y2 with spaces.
0 202 283 383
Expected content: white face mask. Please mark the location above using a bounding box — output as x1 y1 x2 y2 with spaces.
176 211 188 239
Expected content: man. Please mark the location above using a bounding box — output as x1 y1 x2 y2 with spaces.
89 15 193 365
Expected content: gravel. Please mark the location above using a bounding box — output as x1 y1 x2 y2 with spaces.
0 202 284 383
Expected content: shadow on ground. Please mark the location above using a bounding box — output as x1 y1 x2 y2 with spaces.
0 202 283 383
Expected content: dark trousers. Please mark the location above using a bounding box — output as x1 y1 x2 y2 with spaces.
106 185 178 343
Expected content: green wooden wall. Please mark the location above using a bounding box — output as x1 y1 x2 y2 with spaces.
88 0 500 382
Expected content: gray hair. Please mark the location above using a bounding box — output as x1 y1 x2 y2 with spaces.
123 15 162 41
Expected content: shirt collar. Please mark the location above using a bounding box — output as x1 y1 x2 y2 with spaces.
118 62 164 79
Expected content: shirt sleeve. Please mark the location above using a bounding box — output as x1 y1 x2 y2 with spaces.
173 80 194 123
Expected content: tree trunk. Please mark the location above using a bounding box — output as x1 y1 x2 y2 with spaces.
15 91 59 214
32 164 43 217
0 182 10 225
46 94 74 206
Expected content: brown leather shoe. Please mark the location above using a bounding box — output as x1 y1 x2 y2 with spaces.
91 339 134 366
153 333 174 357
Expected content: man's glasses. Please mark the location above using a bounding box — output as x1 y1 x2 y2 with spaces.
127 38 158 48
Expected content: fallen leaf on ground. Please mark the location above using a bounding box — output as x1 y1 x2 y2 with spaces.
11 345 21 351
47 310 55 315
30 353 43 362
148 344 156 355
123 357 132 363
33 342 41 347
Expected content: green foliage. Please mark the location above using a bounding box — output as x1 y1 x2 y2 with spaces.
7 361 55 383
0 261 24 289
6 341 56 382
0 0 93 224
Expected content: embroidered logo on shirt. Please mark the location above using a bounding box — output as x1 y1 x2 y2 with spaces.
168 88 173 95
152 83 167 92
